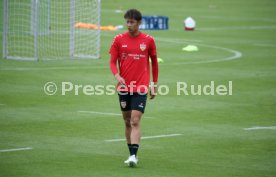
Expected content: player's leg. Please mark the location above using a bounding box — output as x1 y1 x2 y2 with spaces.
122 111 132 154
128 93 147 167
127 110 143 167
130 110 142 145
118 92 133 163
130 93 147 145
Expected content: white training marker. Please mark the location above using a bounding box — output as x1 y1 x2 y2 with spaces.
0 147 33 153
105 134 182 142
115 9 123 13
243 126 276 131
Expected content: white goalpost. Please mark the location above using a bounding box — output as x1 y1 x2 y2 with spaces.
3 0 101 60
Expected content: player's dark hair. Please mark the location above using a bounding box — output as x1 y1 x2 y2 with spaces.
124 9 142 21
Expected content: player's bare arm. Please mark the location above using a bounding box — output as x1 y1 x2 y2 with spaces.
115 73 126 85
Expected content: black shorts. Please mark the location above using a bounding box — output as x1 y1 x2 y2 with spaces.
118 92 147 113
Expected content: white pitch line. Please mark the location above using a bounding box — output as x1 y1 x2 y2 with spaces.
155 38 242 65
105 134 182 142
78 110 121 116
0 147 33 153
78 110 155 119
198 26 276 31
253 43 276 47
198 16 276 22
244 126 276 131
0 66 107 71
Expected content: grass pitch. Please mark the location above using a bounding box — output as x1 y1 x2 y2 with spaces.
0 0 275 177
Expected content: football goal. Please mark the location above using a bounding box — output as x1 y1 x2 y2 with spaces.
3 0 101 60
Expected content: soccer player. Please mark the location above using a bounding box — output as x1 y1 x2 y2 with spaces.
109 9 159 167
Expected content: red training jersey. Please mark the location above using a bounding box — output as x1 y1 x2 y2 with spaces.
109 32 158 93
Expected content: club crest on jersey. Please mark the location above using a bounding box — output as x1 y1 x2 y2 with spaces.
140 43 146 51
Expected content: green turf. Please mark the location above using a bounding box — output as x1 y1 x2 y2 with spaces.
0 0 276 176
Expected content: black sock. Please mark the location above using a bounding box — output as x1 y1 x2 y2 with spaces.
130 144 139 156
127 144 132 155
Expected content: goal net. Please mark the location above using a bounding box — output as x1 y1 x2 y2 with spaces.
3 0 101 60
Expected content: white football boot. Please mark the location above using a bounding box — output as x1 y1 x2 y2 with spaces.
127 155 138 167
124 156 130 164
